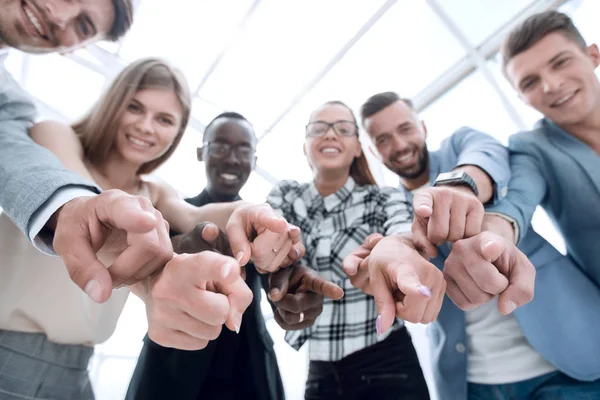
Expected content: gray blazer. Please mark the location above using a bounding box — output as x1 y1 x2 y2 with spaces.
0 54 98 238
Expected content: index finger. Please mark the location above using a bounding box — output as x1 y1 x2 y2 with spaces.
96 192 158 233
412 191 434 219
301 272 344 300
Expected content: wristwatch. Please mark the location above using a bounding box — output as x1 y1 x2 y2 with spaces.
433 171 479 197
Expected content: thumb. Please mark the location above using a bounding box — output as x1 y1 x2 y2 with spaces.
371 269 397 335
59 238 114 303
201 222 220 245
413 191 434 219
498 251 536 315
225 219 252 266
479 233 507 263
268 266 293 301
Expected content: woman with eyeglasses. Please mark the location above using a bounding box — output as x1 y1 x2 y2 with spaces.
266 101 432 399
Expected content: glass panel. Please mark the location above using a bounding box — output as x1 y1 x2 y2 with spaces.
197 0 389 130
118 0 255 89
154 127 205 197
419 69 521 148
561 0 600 41
22 54 106 120
435 0 535 45
239 170 277 203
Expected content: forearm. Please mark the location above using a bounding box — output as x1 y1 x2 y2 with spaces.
189 201 243 233
482 213 517 244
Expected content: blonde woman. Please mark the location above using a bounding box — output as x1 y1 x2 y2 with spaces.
0 58 300 400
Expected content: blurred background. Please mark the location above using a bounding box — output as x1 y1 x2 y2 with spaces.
4 0 598 398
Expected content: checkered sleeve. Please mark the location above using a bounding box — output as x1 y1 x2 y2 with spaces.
266 180 313 351
379 186 413 235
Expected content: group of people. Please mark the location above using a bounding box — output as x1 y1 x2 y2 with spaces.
0 1 599 400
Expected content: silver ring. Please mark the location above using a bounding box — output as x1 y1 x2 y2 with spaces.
298 312 305 324
272 248 278 254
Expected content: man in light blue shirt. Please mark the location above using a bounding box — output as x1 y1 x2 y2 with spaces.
344 91 600 399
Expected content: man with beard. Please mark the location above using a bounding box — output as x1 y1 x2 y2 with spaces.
343 91 600 399
127 112 344 400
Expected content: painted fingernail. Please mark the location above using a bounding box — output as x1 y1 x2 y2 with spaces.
85 280 103 303
417 285 432 298
288 224 299 232
221 263 232 279
295 248 301 259
376 315 382 336
235 251 244 263
505 301 517 314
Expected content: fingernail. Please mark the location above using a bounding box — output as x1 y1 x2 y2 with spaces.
234 312 243 334
376 315 382 336
417 285 432 298
288 224 299 232
85 280 103 303
235 251 244 263
295 248 301 259
483 240 495 250
221 263 232 279
270 288 280 298
418 204 432 213
505 301 517 314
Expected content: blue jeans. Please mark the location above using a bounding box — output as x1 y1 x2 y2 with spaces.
468 371 600 400
304 327 430 400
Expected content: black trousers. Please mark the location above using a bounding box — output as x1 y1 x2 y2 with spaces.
305 327 430 400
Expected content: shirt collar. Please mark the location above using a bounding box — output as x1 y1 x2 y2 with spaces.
309 176 356 212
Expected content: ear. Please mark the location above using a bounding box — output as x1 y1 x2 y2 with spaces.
197 147 204 162
587 44 600 68
421 120 428 140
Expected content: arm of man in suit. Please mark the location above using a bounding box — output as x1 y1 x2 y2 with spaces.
486 134 548 244
412 128 511 257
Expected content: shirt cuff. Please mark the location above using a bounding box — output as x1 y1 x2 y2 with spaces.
485 212 520 245
29 187 97 255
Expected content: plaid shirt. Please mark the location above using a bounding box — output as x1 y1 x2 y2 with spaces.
267 177 412 361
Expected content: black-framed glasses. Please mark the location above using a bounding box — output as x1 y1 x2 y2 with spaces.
305 120 358 138
203 141 256 162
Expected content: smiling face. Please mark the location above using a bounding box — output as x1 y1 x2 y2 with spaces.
0 0 115 53
304 103 362 176
199 118 256 199
506 32 600 128
114 88 183 167
363 100 429 181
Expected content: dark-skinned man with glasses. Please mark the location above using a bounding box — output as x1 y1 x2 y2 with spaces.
126 112 344 400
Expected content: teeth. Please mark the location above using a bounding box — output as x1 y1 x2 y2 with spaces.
554 93 575 106
25 7 44 37
397 153 413 163
220 173 238 181
322 148 340 154
127 135 151 148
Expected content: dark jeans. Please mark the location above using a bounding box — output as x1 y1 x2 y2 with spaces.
304 327 430 400
468 371 600 400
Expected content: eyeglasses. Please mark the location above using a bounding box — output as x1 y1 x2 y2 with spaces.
305 120 358 138
203 142 255 162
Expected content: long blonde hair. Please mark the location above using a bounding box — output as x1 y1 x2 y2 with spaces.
72 57 192 175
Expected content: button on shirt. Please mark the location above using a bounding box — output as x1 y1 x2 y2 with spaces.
267 177 412 361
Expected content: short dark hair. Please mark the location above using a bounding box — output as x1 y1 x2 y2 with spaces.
203 112 256 143
360 92 414 126
106 0 134 42
501 10 587 68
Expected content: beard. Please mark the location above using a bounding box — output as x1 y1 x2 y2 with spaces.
388 146 429 180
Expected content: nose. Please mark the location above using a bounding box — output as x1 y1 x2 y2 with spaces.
391 134 409 153
323 125 338 139
541 73 563 94
44 0 81 31
135 114 154 135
